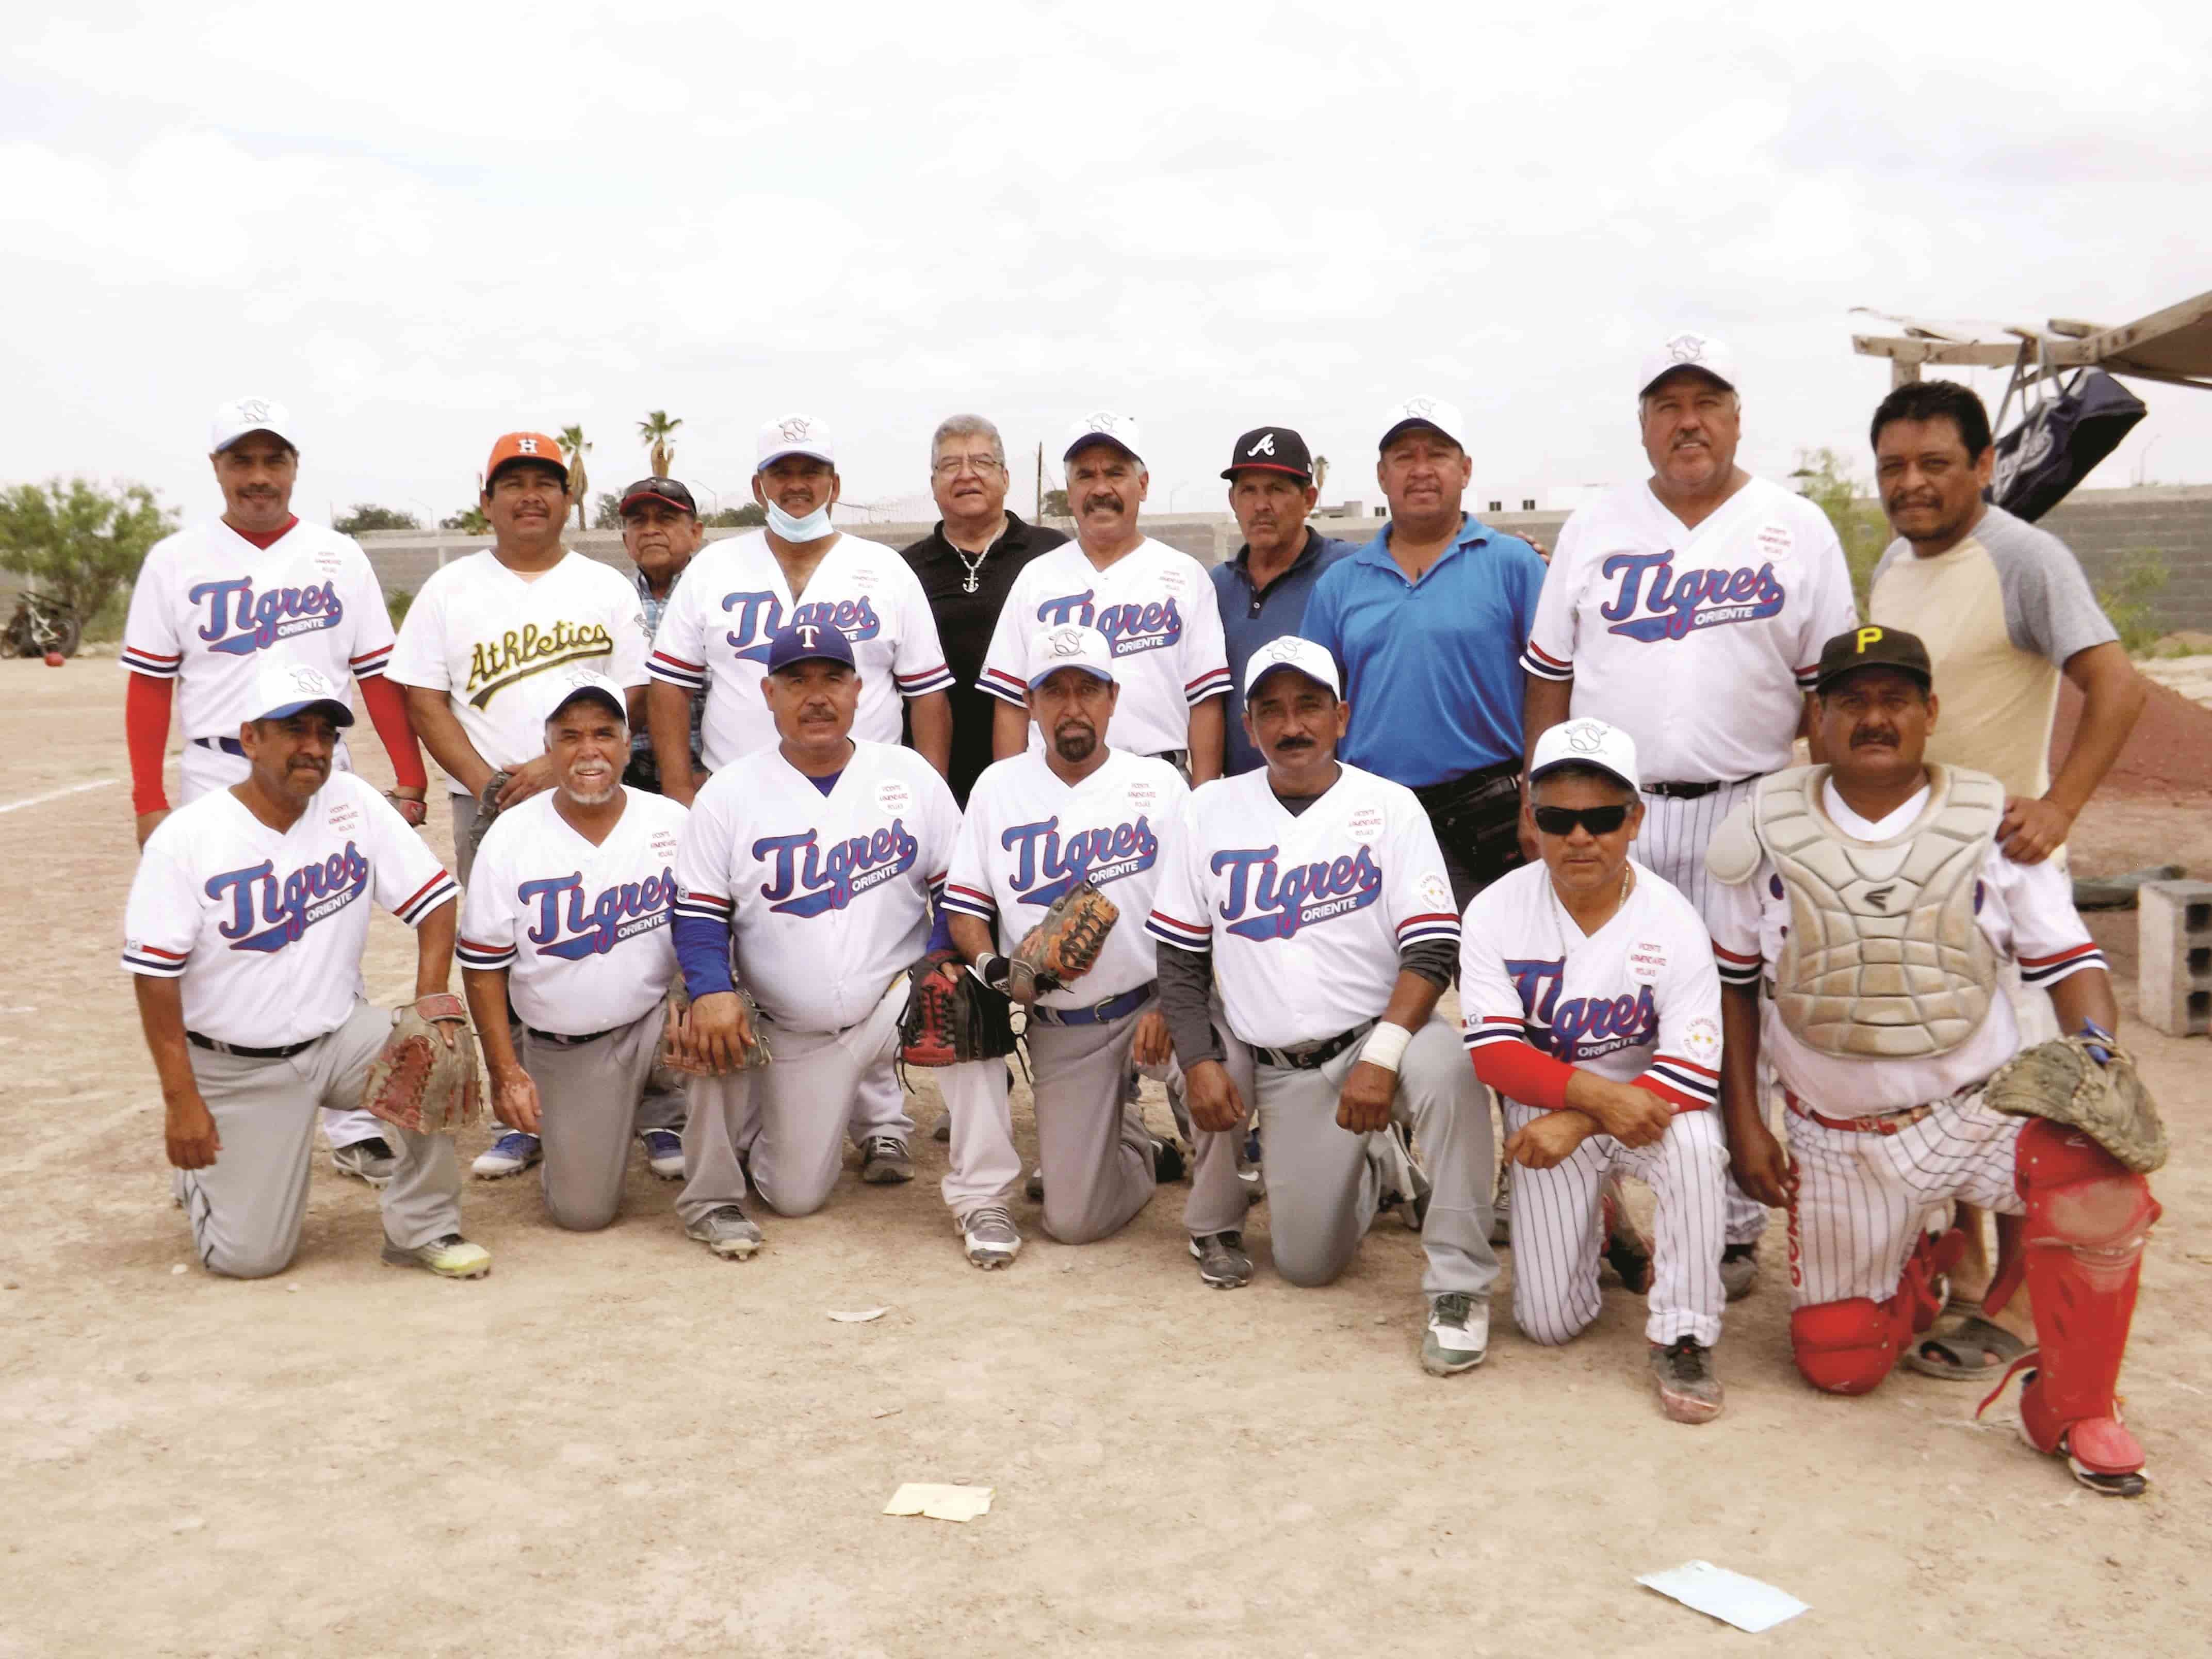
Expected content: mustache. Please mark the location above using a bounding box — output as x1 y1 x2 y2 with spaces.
1081 493 1125 514
1850 730 1899 747
1273 735 1315 750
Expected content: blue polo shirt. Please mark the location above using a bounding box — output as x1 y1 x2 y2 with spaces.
1299 513 1546 788
1212 529 1357 775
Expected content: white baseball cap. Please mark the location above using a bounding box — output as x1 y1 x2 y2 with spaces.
1378 396 1468 452
1528 717 1640 795
1063 411 1144 465
1026 624 1117 690
249 659 353 727
1242 636 1341 700
538 665 628 726
1637 332 1739 398
210 396 296 455
757 413 835 471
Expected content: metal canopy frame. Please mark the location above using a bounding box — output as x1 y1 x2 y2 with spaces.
1852 287 2212 393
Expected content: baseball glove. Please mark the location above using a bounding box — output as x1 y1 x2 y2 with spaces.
1009 880 1118 1002
361 994 483 1136
898 949 1017 1066
467 770 513 862
1983 1034 2168 1174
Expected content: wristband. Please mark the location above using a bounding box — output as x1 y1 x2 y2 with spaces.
970 953 1011 991
1360 1020 1413 1073
2077 1019 2115 1066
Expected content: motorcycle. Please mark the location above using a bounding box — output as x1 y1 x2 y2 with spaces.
4 590 82 659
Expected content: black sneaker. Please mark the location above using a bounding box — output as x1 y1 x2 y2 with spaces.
1650 1337 1725 1423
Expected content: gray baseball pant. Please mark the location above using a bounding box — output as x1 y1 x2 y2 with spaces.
517 1008 663 1230
1025 1004 1161 1245
173 1000 464 1278
1177 1028 1259 1239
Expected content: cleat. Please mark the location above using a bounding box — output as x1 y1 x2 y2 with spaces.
380 1233 492 1279
1422 1292 1489 1376
686 1204 764 1260
960 1205 1021 1270
472 1130 541 1180
331 1137 397 1188
1189 1231 1253 1289
1650 1337 1725 1423
858 1135 914 1185
637 1128 685 1181
1602 1189 1654 1294
1719 1241 1759 1302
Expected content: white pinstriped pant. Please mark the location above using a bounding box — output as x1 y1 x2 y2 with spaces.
1503 1101 1729 1348
1635 779 1767 1246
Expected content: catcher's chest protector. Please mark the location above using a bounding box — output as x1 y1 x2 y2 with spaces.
1722 764 2002 1059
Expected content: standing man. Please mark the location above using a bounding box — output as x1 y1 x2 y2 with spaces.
900 416 1069 806
647 414 954 798
121 396 433 1188
387 431 652 1182
123 661 485 1280
1299 398 1547 912
671 624 961 1254
1518 334 1858 1295
1211 427 1357 777
980 413 1231 779
618 475 708 796
1147 639 1498 1369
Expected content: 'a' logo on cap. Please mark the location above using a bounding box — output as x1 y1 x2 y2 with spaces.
1666 333 1709 364
1564 720 1606 754
238 399 271 422
779 418 812 441
1246 433 1277 457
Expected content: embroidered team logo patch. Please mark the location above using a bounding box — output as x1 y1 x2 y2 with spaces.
523 869 676 959
754 820 919 917
207 844 371 952
1682 1015 1721 1067
1004 813 1160 906
1215 843 1382 941
1418 872 1453 913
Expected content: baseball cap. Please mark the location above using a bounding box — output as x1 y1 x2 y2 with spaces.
539 666 627 726
249 659 354 728
210 397 297 454
1378 396 1468 453
1529 717 1640 795
757 414 835 471
1221 426 1313 483
619 476 697 516
1063 411 1143 465
1637 331 1739 398
765 620 856 674
1813 624 1933 695
484 431 568 487
1026 624 1117 690
1242 636 1341 701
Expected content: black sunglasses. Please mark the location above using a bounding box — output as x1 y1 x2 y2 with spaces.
1533 804 1631 837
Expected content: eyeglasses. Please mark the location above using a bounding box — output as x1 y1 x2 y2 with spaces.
932 454 1004 476
1532 804 1631 837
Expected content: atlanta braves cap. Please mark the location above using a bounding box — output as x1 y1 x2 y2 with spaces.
765 620 857 674
210 396 297 454
1242 636 1341 700
1637 331 1739 398
1378 396 1468 453
619 476 697 516
249 659 354 728
1221 426 1313 483
484 431 568 486
1026 624 1117 690
757 413 835 471
1529 717 1641 795
539 665 628 725
1814 624 1933 694
1063 411 1143 465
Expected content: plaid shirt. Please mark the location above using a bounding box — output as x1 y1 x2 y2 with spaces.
635 565 704 768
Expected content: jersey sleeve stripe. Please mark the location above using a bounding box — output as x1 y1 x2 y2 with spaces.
393 873 458 926
1183 668 1233 702
674 892 733 919
894 663 956 695
2019 944 2108 986
122 949 189 977
121 645 184 677
349 645 392 672
456 939 517 969
977 668 1028 706
1651 1050 1718 1079
1144 909 1209 949
1519 641 1573 681
1636 1070 1712 1112
647 651 707 689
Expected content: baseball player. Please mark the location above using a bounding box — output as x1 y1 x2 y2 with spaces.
671 623 961 1255
937 625 1190 1266
1461 717 1730 1423
123 661 484 1280
646 414 955 798
1519 334 1857 1295
457 669 689 1230
1707 626 2159 1496
979 413 1231 780
122 397 433 1186
1147 638 1498 1372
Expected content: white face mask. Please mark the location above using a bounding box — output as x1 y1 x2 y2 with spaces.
765 498 835 542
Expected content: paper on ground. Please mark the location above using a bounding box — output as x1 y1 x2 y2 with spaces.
1637 1561 1807 1633
883 1484 994 1522
828 1307 887 1323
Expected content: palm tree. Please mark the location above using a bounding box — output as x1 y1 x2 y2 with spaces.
559 425 591 530
639 410 682 477
1313 454 1330 495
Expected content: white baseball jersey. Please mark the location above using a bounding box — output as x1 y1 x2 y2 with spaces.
978 538 1231 758
942 749 1189 1009
646 531 954 770
674 739 959 1032
120 519 396 736
1144 763 1457 1049
1459 859 1722 1112
456 789 687 1036
386 549 649 794
122 772 456 1046
1521 476 1857 783
1707 778 2108 1111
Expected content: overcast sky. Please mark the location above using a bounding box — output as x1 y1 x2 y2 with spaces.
5 1 2208 530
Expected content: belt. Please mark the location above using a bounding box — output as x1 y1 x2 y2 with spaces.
1783 1087 1936 1136
1644 775 1756 801
1026 983 1156 1028
1411 758 1520 812
525 1024 619 1047
188 1029 316 1060
190 736 247 757
1250 1019 1376 1071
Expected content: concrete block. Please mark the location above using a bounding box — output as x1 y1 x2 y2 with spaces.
2140 880 2212 1037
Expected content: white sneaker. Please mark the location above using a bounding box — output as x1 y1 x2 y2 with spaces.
1422 1292 1489 1376
959 1205 1022 1270
471 1130 541 1179
331 1137 397 1188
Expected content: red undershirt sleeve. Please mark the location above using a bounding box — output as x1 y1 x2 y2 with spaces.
1469 1040 1574 1113
126 672 174 814
358 673 428 792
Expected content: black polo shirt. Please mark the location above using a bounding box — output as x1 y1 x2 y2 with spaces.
901 511 1068 804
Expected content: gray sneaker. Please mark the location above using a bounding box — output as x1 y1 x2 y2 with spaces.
1720 1242 1759 1302
961 1205 1021 1270
1651 1338 1726 1423
687 1204 765 1260
859 1135 915 1185
332 1137 397 1188
1189 1231 1253 1289
1422 1292 1489 1376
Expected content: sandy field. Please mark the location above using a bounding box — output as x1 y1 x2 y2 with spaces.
3 655 2209 1657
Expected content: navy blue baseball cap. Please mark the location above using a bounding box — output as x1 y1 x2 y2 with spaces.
765 621 856 674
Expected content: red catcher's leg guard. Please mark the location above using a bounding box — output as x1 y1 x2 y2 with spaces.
1791 1299 1897 1394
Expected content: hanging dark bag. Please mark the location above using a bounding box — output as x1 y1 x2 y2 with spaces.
1989 367 2145 522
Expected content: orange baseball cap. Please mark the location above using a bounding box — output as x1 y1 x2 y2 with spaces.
484 431 568 487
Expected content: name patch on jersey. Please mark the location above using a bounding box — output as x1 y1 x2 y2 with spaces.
188 577 345 656
1213 843 1380 940
1505 956 1658 1060
723 593 882 663
1598 551 1785 642
519 867 676 959
1002 814 1160 906
1034 591 1182 658
466 622 615 706
754 819 918 917
206 843 371 952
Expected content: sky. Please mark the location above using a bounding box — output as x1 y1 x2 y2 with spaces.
4 0 2209 530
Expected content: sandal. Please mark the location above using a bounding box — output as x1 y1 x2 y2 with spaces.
1907 1310 2027 1380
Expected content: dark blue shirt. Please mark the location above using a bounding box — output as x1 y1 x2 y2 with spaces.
1211 529 1358 775
1299 513 1546 788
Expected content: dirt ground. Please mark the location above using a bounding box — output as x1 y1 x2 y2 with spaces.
4 655 2209 1658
